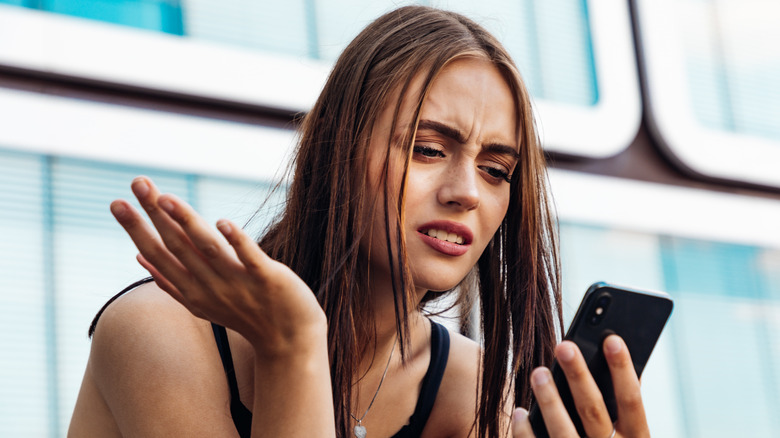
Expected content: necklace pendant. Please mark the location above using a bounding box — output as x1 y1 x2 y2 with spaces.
354 424 367 438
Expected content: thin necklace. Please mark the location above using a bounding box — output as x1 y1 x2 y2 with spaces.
350 335 398 438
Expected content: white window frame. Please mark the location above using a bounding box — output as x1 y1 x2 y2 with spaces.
535 0 642 158
550 168 780 251
0 87 297 182
0 4 329 113
636 0 780 188
0 1 641 163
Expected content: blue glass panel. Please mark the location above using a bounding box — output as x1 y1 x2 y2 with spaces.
450 0 598 105
51 157 195 429
681 0 780 141
530 0 597 105
0 147 280 435
0 150 51 437
661 237 766 299
358 0 599 106
661 237 780 436
3 0 600 106
195 175 281 240
558 222 684 436
42 0 183 34
313 0 419 61
184 0 309 57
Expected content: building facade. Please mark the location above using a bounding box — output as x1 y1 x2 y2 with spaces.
1 1 779 436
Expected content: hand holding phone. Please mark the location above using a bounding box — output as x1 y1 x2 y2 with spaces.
528 282 673 437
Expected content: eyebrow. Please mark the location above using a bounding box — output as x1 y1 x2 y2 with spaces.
417 119 520 158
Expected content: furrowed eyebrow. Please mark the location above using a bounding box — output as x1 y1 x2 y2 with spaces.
483 143 521 159
417 119 519 158
417 120 467 144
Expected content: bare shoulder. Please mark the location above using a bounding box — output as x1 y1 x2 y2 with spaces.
88 282 216 377
424 325 481 438
92 281 209 341
70 282 236 437
90 281 217 374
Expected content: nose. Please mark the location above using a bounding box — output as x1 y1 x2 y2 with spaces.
436 160 480 210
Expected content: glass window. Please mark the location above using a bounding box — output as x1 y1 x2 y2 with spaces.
436 0 638 157
558 222 684 437
681 0 780 141
0 152 50 437
552 169 780 438
0 0 184 34
659 238 780 436
557 224 780 437
0 148 277 436
50 158 192 429
312 0 409 61
637 0 780 188
0 0 640 158
184 0 310 56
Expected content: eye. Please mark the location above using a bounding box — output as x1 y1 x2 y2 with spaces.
479 166 512 183
413 145 445 158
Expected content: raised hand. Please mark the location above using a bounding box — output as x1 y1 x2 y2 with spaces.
109 176 326 357
512 335 650 438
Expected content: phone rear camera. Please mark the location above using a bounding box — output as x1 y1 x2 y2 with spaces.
588 294 611 326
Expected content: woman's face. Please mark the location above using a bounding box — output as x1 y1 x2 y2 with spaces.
363 57 519 295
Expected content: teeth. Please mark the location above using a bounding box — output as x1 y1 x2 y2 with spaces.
424 229 465 245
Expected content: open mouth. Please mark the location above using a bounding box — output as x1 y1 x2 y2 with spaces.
420 228 466 245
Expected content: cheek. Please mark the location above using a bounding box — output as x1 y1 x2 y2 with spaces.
484 186 512 229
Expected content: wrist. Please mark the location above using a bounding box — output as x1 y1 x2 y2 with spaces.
249 312 329 362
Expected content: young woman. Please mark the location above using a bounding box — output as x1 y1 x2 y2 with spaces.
68 6 650 438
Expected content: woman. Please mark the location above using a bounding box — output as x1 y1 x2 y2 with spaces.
68 6 649 438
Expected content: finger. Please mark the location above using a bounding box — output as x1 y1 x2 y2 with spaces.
137 254 209 321
556 341 612 438
156 192 240 274
110 199 197 292
530 367 578 438
512 408 535 438
131 177 216 284
603 335 649 437
136 254 183 301
216 219 273 277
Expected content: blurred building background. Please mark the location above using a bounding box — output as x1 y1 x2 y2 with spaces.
1 0 779 436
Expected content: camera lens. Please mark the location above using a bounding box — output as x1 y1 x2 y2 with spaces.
588 294 611 326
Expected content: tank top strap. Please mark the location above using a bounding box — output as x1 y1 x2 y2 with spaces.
391 320 451 437
211 323 252 438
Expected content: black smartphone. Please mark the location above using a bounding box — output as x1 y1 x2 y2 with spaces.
528 282 673 437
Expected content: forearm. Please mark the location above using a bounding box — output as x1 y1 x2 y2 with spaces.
250 327 335 437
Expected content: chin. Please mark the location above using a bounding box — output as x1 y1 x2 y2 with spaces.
413 271 469 294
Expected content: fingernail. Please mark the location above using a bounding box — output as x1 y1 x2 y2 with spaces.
159 198 174 213
110 202 126 218
132 178 150 197
558 342 575 363
605 335 623 354
512 407 528 425
217 220 232 235
532 369 550 386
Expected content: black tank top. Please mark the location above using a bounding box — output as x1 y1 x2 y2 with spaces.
211 321 451 438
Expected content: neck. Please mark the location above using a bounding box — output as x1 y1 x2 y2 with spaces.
359 270 427 373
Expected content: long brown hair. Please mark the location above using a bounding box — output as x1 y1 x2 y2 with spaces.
259 6 561 437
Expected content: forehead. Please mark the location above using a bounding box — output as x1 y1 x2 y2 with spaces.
372 57 518 145
419 58 518 144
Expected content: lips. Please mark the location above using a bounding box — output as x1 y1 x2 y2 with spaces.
417 221 473 256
